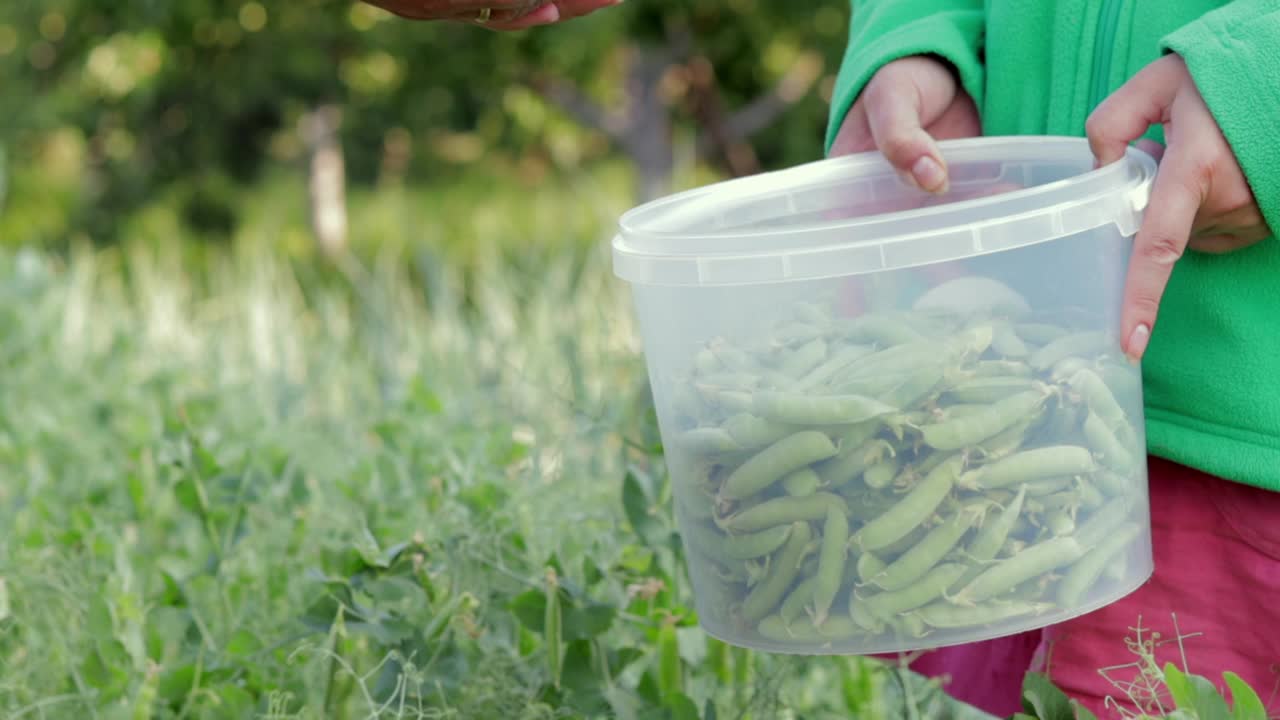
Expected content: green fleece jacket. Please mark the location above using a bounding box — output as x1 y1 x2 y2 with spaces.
825 0 1280 492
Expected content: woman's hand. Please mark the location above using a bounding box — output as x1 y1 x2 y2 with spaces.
829 56 981 193
364 0 617 30
1087 54 1271 362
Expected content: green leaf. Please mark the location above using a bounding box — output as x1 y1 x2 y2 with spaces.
1021 672 1075 720
564 603 616 641
665 693 699 720
408 377 443 414
1070 700 1099 720
623 469 659 544
82 639 130 700
1224 672 1268 720
617 544 655 574
207 684 256 717
509 589 546 633
1164 663 1233 720
363 575 428 613
158 663 196 706
225 628 261 657
703 699 718 720
173 474 209 518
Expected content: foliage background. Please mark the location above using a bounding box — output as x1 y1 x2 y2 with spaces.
2 1 1254 718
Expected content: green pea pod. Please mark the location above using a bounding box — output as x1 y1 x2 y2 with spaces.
695 347 725 375
721 492 847 532
685 521 794 561
1082 410 1134 472
778 338 828 378
696 386 754 413
1067 367 1129 430
1021 477 1074 497
974 413 1038 460
720 431 837 500
812 506 850 623
757 614 822 643
957 445 1095 490
1050 356 1092 382
771 322 826 348
869 510 977 591
782 468 821 497
915 600 1053 629
677 427 743 457
793 343 876 392
874 522 930 557
991 322 1030 358
921 390 1048 451
778 576 818 624
848 593 886 633
970 360 1034 378
722 413 792 450
1096 363 1142 408
880 362 946 410
815 437 893 488
862 454 901 490
1092 469 1131 498
752 391 898 426
1014 322 1068 345
949 485 1027 593
944 376 1041 404
856 551 887 582
1075 477 1106 509
1047 508 1076 536
1057 522 1143 607
952 535 1086 603
742 521 813 622
814 616 862 640
864 562 968 619
1074 501 1130 547
852 455 960 552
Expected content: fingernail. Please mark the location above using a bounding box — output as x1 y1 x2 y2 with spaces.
545 3 561 20
1126 323 1150 363
912 156 947 193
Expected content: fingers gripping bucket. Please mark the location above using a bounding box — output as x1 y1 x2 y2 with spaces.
611 137 1158 654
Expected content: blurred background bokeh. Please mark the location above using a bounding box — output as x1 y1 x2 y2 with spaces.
0 3 1010 718
0 0 847 262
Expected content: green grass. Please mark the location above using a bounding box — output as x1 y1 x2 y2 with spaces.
2 156 1272 718
0 215 1006 720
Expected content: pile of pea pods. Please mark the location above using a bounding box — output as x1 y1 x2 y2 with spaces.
668 278 1149 652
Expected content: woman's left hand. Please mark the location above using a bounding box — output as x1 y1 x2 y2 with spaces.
1086 54 1271 362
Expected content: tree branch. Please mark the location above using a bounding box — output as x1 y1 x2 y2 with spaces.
527 74 630 141
725 50 825 140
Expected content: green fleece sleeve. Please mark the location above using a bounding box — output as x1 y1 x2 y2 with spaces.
823 0 986 155
1161 0 1280 233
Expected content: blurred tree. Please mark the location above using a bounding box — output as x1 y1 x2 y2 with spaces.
0 0 849 246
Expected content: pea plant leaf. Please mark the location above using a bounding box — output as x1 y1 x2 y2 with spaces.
1164 663 1233 720
1070 700 1100 720
1020 672 1076 720
1223 672 1268 720
623 467 662 546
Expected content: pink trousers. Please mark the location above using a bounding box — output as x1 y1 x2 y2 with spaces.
884 457 1280 718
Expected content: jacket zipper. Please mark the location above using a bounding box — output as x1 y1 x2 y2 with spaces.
1089 0 1124 112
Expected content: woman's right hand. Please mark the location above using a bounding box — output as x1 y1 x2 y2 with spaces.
366 0 617 30
829 56 981 194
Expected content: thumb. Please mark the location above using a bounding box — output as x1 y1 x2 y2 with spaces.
1086 56 1182 166
864 78 950 193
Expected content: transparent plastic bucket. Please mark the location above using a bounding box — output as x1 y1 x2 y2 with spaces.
612 137 1158 654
